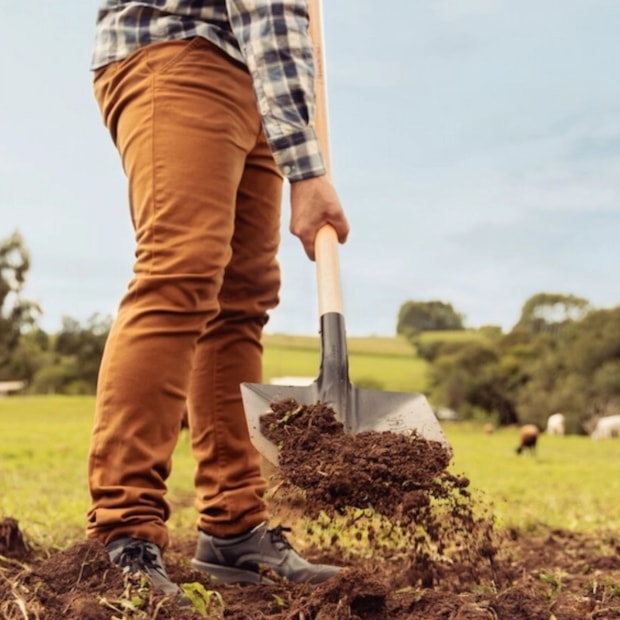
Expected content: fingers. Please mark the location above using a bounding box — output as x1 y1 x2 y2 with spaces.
330 213 350 244
289 175 350 261
302 236 315 261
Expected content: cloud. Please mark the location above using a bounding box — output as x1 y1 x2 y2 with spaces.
505 167 619 214
486 113 620 215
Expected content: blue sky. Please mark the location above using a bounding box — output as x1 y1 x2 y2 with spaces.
1 1 619 337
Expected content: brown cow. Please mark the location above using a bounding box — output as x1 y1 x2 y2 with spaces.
516 424 539 455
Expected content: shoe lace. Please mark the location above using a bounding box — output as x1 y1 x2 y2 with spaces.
268 525 295 551
117 541 164 574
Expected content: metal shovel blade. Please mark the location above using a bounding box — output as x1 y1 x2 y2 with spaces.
241 380 448 466
241 314 450 466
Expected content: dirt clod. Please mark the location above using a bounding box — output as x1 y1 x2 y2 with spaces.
0 517 29 560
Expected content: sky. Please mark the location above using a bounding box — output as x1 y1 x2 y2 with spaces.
1 0 619 337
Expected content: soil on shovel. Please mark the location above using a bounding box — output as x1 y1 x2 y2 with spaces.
2 399 620 619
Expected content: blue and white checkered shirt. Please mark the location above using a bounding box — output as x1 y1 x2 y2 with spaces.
92 1 325 181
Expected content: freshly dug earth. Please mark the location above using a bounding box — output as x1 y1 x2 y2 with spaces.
2 400 620 619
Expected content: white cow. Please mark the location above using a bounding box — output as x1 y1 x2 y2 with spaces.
545 413 565 436
591 414 620 440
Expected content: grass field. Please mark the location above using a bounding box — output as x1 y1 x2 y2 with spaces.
262 333 428 392
447 422 620 533
2 395 620 551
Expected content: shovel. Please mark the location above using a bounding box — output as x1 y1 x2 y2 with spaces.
241 0 450 466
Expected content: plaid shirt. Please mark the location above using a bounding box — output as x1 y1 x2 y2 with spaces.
92 1 325 181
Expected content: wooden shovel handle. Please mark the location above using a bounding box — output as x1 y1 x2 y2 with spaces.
308 0 331 176
308 0 344 316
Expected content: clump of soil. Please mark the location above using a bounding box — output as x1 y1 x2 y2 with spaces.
262 399 456 518
261 399 502 590
0 517 30 560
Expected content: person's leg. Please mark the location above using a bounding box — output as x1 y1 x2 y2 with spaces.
187 127 282 538
87 38 262 550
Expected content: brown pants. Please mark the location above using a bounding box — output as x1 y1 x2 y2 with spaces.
87 38 282 549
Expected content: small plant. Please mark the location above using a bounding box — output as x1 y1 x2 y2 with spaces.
272 593 288 609
98 594 144 619
98 573 151 618
277 404 304 425
538 568 569 595
181 582 225 617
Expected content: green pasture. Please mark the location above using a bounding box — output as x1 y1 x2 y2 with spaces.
413 329 490 345
262 334 427 392
1 395 620 550
447 422 620 533
263 334 417 356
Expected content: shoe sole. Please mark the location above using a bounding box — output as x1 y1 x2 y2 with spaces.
190 558 276 585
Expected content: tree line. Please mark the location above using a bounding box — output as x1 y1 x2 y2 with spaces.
397 295 620 434
0 231 113 394
2 231 619 434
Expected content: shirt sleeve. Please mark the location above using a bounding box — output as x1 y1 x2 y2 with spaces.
225 0 327 182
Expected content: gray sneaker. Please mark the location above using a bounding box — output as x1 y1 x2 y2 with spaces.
191 522 340 585
106 537 182 597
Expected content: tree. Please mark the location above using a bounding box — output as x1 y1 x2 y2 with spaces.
427 340 520 425
511 308 620 432
515 292 590 335
394 295 620 432
5 327 51 385
0 231 41 376
397 300 464 337
52 313 112 392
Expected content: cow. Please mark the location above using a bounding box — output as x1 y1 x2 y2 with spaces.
516 424 539 455
546 413 565 436
591 415 620 440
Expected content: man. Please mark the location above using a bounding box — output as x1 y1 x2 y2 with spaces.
88 0 350 596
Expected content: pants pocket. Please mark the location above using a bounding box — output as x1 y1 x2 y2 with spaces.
144 37 204 75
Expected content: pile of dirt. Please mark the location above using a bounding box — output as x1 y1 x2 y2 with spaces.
261 399 502 590
2 399 620 619
3 519 619 619
262 399 456 518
